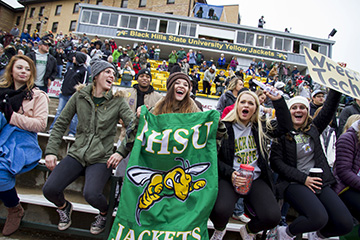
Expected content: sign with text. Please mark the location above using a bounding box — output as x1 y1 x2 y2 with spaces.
47 79 63 98
108 106 219 240
116 29 288 60
304 47 360 99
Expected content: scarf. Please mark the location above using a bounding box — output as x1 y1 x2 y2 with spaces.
0 85 33 112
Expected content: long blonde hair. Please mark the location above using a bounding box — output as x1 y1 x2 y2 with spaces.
0 55 36 91
343 114 360 135
222 91 272 157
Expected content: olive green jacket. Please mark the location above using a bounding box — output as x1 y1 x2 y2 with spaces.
45 84 135 166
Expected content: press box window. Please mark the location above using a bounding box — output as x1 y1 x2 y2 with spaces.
139 17 157 31
179 23 196 37
120 15 138 29
245 33 254 45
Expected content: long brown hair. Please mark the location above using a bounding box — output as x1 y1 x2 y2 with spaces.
152 82 199 115
0 55 36 91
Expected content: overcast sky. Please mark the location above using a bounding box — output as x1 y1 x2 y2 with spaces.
207 0 360 73
3 0 359 73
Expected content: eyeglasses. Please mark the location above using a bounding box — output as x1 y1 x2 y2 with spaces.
315 95 325 98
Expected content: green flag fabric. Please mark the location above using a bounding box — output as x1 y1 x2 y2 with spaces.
108 106 220 240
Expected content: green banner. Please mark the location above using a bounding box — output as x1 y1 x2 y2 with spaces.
108 106 220 240
116 29 288 61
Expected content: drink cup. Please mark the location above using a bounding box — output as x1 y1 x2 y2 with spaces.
235 164 254 195
309 168 323 194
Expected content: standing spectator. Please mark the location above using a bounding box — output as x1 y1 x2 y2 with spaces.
235 68 245 80
258 16 266 28
112 46 123 63
148 45 155 59
65 46 77 70
257 59 267 70
49 52 89 136
196 50 204 65
0 45 16 77
181 58 190 74
9 25 19 38
259 68 267 78
284 79 296 98
168 50 178 72
310 89 326 116
43 58 135 235
199 61 208 72
188 69 199 95
117 49 131 69
176 47 186 61
218 53 226 70
119 61 135 87
337 99 360 138
214 70 226 96
188 49 197 69
101 43 112 61
26 39 57 93
55 48 65 79
90 42 103 59
137 48 149 69
250 58 257 70
132 57 141 78
291 66 299 79
154 45 161 60
248 74 258 92
126 44 135 61
20 29 31 43
229 57 238 71
0 31 4 46
0 55 49 236
278 62 287 82
203 66 216 95
109 38 117 53
81 33 90 44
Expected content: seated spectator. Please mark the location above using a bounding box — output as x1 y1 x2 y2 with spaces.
245 65 255 76
214 70 226 96
157 60 168 72
259 68 267 78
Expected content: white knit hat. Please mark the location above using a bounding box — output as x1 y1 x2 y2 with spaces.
287 96 310 110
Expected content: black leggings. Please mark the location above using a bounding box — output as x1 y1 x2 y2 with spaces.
203 81 211 95
43 156 112 213
340 187 360 222
210 178 280 233
0 187 19 208
285 184 353 238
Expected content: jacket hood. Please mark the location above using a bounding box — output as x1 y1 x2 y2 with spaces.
75 84 126 98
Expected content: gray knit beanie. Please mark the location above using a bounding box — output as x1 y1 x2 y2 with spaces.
90 58 115 79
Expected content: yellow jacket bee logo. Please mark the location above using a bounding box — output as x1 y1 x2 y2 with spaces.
127 157 210 226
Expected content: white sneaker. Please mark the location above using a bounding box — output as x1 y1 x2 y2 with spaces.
239 225 255 240
210 229 226 240
232 213 251 223
277 226 294 240
308 232 322 240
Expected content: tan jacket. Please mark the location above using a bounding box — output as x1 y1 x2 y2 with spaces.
9 89 49 133
125 87 162 113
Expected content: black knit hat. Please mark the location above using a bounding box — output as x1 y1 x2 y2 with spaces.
137 68 152 81
166 72 191 89
75 52 87 65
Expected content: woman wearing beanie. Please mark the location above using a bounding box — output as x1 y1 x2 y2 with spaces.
43 58 135 235
333 119 360 237
210 87 292 240
0 55 49 236
270 91 353 239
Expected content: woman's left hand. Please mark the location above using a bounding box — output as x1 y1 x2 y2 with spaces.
263 85 282 101
107 152 123 169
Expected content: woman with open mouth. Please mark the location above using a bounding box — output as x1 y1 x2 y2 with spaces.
210 86 292 240
43 58 135 235
270 91 353 239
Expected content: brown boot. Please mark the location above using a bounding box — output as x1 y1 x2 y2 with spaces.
2 203 24 236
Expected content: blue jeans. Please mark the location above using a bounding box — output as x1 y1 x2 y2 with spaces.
154 55 159 60
120 81 132 87
234 197 245 216
57 65 63 79
49 94 78 135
